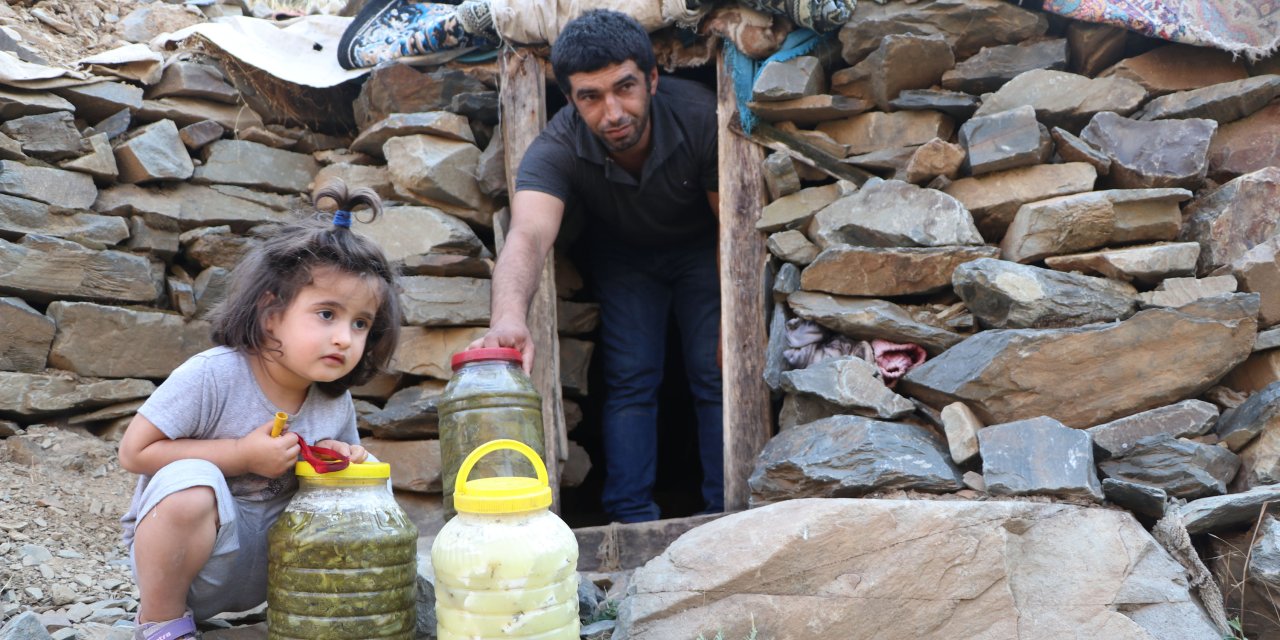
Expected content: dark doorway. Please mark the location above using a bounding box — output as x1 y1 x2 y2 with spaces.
548 65 719 529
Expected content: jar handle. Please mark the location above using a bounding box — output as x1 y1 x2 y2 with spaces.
455 439 549 496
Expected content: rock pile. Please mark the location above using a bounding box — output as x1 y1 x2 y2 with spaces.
749 1 1280 637
0 0 600 632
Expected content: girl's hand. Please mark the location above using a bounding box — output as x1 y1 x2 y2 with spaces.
238 421 301 478
316 440 369 464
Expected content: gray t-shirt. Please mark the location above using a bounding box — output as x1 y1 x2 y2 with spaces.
121 346 359 541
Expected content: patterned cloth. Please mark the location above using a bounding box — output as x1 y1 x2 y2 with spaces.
337 0 497 69
735 0 856 32
1043 0 1280 59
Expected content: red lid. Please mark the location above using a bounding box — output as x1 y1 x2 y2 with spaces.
451 347 523 369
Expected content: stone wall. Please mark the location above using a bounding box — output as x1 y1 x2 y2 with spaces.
749 1 1280 636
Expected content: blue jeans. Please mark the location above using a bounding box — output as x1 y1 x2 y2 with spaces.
589 240 724 523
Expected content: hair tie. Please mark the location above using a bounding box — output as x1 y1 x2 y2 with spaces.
333 209 352 228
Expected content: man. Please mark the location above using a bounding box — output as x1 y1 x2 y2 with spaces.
473 9 722 523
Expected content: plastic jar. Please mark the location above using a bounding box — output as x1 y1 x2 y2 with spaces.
432 439 579 639
439 347 545 519
267 461 419 640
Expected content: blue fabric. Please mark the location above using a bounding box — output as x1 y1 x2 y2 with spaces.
589 240 724 523
726 29 830 133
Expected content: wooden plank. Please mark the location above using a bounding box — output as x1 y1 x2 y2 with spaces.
716 50 774 512
745 120 875 187
498 48 566 512
574 513 728 572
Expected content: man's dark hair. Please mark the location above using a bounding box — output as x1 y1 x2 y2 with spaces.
551 9 656 95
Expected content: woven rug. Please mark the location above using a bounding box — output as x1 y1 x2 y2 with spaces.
1043 0 1280 59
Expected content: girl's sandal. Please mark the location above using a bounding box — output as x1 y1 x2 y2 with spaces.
133 612 198 640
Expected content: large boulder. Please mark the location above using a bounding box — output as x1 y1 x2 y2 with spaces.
391 327 488 380
1079 112 1216 190
94 183 285 232
1097 435 1241 499
0 297 53 373
0 160 96 209
941 38 1068 95
816 111 954 156
958 105 1051 176
1001 188 1190 263
46 302 212 379
1043 242 1200 287
355 206 485 263
384 135 491 222
801 245 999 297
1207 101 1280 181
0 371 153 420
838 0 1047 63
615 499 1220 639
398 276 490 326
1180 166 1280 276
1137 74 1280 123
833 34 954 111
942 162 1096 240
0 192 128 251
807 178 983 248
787 291 962 354
972 69 1147 130
978 416 1103 501
748 415 962 502
1098 44 1247 97
779 356 915 420
899 294 1258 428
1087 399 1219 459
0 235 158 304
191 140 320 194
952 258 1138 329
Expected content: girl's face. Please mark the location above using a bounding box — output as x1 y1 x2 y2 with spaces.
262 267 382 393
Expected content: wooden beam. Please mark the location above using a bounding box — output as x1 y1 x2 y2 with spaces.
716 50 774 512
574 513 727 572
498 48 566 512
744 120 875 187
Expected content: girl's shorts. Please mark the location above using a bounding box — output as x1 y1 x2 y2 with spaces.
128 459 289 620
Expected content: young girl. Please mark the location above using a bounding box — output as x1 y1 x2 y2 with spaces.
117 181 402 640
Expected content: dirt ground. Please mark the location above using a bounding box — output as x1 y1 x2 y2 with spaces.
0 0 144 68
1 426 141 627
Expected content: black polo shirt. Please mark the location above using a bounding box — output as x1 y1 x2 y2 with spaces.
515 76 719 248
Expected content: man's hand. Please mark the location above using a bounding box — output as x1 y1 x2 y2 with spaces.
315 440 369 464
469 319 536 373
237 421 302 478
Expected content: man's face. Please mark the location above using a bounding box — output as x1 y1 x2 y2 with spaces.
566 60 659 154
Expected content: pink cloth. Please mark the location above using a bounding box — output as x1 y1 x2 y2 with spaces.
871 339 927 387
783 320 928 387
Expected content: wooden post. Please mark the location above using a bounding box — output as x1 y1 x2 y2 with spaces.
498 47 566 511
716 49 774 511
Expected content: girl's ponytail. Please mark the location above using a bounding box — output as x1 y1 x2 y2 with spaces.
312 179 383 227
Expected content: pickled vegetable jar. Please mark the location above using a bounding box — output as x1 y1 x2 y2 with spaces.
439 347 545 519
267 461 419 640
433 439 579 639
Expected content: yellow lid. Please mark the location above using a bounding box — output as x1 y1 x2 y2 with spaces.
295 460 391 478
453 439 552 514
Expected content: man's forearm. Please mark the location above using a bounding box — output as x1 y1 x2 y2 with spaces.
490 229 549 327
